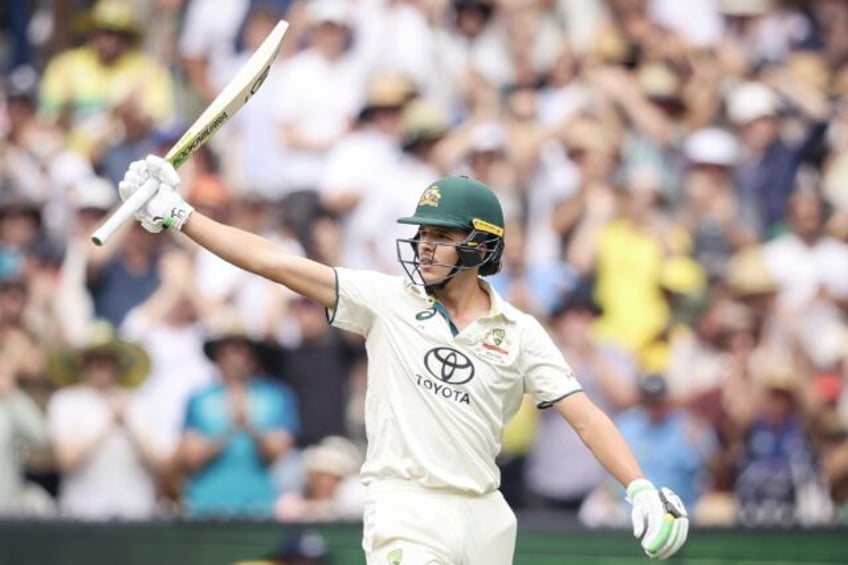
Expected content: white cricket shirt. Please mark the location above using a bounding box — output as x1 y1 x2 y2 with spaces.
329 268 582 495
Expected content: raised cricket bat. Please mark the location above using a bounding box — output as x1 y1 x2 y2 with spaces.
90 19 290 246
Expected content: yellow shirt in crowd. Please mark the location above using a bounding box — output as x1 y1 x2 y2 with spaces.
39 47 175 156
592 218 692 359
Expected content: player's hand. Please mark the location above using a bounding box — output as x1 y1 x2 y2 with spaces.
118 155 194 233
627 479 689 560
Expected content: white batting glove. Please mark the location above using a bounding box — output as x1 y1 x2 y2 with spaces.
118 155 194 233
627 479 689 560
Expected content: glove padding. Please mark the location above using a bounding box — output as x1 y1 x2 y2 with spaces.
118 155 194 233
627 479 689 560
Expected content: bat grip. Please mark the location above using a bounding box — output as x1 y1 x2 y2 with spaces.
90 178 160 246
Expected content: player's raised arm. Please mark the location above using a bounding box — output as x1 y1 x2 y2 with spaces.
116 155 337 308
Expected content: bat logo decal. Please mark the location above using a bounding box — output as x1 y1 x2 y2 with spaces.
248 65 271 99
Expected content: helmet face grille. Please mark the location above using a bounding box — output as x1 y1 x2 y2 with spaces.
395 229 504 287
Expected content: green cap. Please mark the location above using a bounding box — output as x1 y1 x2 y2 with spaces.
397 176 504 236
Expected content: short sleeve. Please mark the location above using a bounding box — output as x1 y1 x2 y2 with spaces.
327 268 398 337
518 316 582 408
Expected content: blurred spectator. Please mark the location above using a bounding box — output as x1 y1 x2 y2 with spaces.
525 282 638 511
276 297 364 449
54 175 118 346
349 96 452 274
86 222 163 328
571 167 694 363
38 0 175 160
581 373 717 527
678 127 758 280
490 219 576 319
735 364 834 526
46 320 164 519
274 0 364 193
0 65 65 213
0 266 46 391
319 73 414 271
217 2 294 200
174 322 299 518
276 435 364 522
624 371 720 500
727 78 829 239
120 249 216 459
0 327 50 515
762 190 848 372
97 94 159 189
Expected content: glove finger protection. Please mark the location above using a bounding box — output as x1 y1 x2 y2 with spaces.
145 154 181 186
627 479 688 560
118 160 152 201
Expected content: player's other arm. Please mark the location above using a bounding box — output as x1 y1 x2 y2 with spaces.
555 392 689 560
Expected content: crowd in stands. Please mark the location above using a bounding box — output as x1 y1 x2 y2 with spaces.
1 0 848 529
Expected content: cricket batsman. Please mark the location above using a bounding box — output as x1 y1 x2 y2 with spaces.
117 156 689 563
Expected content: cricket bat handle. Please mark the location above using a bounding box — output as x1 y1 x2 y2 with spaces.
90 177 160 246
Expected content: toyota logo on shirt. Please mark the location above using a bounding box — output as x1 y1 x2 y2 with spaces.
423 347 475 385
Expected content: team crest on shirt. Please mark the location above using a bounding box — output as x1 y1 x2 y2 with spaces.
475 327 512 365
482 328 509 354
418 186 441 208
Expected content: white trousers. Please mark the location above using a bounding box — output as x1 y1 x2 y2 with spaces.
363 480 517 565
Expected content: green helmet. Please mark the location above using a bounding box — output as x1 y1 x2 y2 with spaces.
397 176 505 279
398 176 505 235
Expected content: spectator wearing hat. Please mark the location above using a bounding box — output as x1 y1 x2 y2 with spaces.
598 373 717 525
319 73 415 270
677 127 759 280
174 321 299 518
276 435 364 522
46 320 164 519
524 282 638 512
734 361 834 526
38 0 175 159
727 78 829 238
330 95 451 272
274 0 365 194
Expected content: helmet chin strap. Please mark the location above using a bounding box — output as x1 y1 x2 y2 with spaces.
423 259 463 294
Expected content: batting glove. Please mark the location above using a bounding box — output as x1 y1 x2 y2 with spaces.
118 155 194 233
627 478 689 560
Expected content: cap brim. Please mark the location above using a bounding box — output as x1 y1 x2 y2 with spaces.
397 216 463 228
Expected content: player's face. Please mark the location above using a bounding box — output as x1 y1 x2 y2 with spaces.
416 226 466 283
